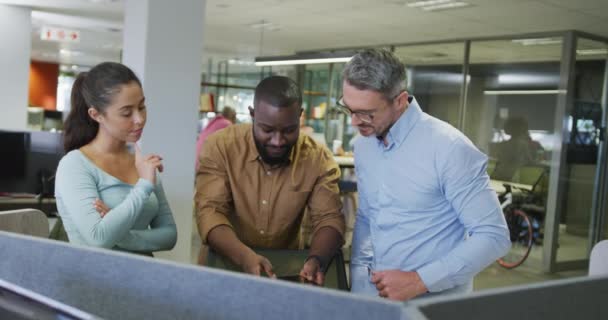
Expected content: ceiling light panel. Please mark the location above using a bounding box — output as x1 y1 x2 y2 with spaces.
406 0 452 8
577 49 608 56
423 2 471 11
512 38 562 46
406 0 472 11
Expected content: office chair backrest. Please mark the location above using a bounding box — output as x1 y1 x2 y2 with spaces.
589 240 608 276
0 209 49 238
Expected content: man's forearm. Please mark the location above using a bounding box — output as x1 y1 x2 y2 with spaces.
207 225 255 267
308 226 343 269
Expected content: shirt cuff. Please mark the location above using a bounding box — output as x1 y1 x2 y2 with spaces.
416 259 453 293
134 178 155 195
197 210 233 245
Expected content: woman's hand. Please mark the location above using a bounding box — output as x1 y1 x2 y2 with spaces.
93 198 110 218
135 144 163 184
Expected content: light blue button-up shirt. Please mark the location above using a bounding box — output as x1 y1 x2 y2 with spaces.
350 97 510 298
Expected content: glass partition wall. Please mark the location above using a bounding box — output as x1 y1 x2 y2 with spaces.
553 36 608 267
394 42 466 128
463 37 563 272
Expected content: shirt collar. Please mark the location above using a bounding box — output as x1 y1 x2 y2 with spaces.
382 96 422 149
246 126 259 162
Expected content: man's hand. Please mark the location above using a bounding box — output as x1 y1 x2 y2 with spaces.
240 251 276 278
370 270 428 301
299 257 324 286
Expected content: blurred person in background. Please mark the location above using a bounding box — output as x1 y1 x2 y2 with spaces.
195 106 237 170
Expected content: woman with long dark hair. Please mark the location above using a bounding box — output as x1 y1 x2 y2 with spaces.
55 62 176 255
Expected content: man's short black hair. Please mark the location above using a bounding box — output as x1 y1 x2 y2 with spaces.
254 75 302 108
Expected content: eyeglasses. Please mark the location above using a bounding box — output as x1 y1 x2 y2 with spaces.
335 92 401 124
335 98 375 124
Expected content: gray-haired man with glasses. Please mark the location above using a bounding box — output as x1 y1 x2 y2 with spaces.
341 49 510 301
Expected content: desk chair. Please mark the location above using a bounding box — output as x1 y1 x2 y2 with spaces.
0 209 49 238
589 240 608 276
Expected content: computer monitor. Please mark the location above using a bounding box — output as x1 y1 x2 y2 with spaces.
0 130 27 180
0 279 101 320
30 130 64 196
0 130 64 195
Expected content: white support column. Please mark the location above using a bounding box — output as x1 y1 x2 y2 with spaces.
0 5 31 131
122 0 205 263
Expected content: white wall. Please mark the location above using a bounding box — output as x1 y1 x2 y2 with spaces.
122 0 205 263
0 5 31 131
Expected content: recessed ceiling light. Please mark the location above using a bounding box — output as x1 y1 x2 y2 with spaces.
422 1 471 11
576 49 608 56
255 57 352 67
407 0 452 8
406 0 472 11
87 0 121 3
60 49 84 56
484 90 565 95
228 59 255 65
249 20 280 30
512 38 562 46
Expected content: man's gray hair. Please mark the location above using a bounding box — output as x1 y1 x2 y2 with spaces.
342 49 406 100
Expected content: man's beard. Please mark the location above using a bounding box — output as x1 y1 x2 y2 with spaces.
254 136 292 166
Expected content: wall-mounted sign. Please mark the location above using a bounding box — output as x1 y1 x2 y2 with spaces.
40 26 80 43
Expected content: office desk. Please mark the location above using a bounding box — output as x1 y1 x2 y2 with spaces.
489 180 533 194
206 249 349 291
334 156 354 168
335 156 356 192
0 197 57 216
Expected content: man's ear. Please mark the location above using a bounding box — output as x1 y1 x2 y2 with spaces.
249 106 254 119
396 91 409 108
88 107 102 123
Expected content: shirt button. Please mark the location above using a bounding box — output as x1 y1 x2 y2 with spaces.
259 230 265 235
266 171 271 176
262 200 267 205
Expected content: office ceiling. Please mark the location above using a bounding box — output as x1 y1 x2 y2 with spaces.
1 0 607 68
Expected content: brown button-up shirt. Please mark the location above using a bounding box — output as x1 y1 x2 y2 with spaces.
195 123 345 249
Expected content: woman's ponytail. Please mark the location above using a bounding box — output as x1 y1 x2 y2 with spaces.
63 72 98 152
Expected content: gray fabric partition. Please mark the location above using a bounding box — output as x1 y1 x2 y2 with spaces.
411 275 608 320
3 230 606 320
0 231 407 320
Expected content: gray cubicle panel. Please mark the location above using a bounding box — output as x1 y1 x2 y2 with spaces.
0 231 409 320
409 275 608 320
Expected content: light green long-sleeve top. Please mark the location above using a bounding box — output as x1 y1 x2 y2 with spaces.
55 150 177 254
